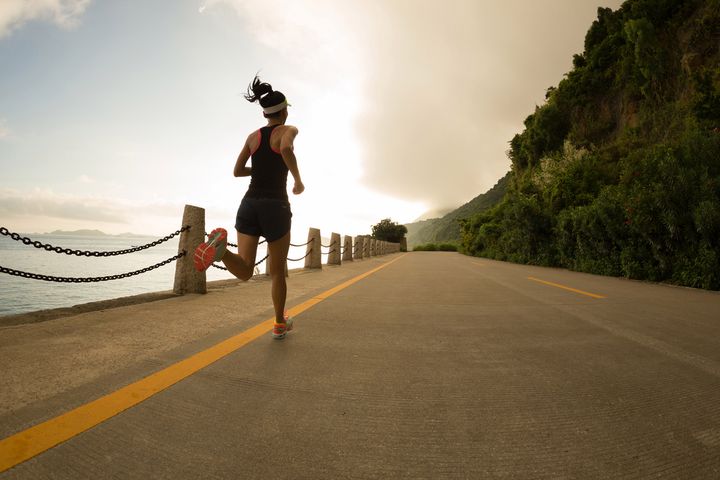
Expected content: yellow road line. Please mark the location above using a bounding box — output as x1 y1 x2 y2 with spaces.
0 254 407 473
527 276 607 299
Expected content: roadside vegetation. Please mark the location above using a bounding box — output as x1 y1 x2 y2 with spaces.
460 0 720 289
413 243 459 252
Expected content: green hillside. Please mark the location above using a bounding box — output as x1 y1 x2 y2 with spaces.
461 0 720 289
406 173 509 248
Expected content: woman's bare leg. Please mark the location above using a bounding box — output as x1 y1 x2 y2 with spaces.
267 231 291 323
220 232 259 281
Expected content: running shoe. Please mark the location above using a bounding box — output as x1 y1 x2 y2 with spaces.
272 313 294 340
193 228 228 272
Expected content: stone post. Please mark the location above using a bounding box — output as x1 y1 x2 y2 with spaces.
305 227 322 269
327 232 341 265
400 237 408 252
343 235 353 262
354 236 364 260
173 204 206 295
369 238 376 257
363 236 370 258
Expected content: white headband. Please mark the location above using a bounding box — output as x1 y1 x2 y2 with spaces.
263 100 289 114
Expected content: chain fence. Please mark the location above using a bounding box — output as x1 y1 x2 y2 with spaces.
291 238 314 247
211 254 268 271
0 253 186 283
0 226 189 257
205 232 267 249
1 224 395 284
287 251 312 262
0 226 190 283
205 233 312 268
321 241 337 256
0 224 322 282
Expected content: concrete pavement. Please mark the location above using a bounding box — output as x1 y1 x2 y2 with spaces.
1 252 720 478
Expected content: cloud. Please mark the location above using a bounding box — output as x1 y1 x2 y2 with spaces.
0 188 191 222
352 0 624 208
0 188 128 224
0 118 9 139
201 0 360 82
207 0 622 211
0 0 91 38
0 188 202 235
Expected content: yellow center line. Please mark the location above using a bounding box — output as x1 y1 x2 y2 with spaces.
0 254 407 473
527 276 607 299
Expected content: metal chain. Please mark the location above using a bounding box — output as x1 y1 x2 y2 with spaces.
211 254 268 271
0 226 190 257
321 249 337 256
0 252 186 283
290 238 314 247
287 251 312 261
204 232 266 248
210 234 308 248
321 241 336 248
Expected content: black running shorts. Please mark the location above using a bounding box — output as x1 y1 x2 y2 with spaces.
235 197 292 242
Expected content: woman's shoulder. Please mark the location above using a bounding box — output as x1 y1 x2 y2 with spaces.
245 128 262 152
270 125 298 141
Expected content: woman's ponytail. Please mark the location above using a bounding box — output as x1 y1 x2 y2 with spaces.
244 73 288 117
244 74 273 103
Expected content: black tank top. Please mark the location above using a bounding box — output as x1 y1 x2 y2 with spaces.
246 125 289 199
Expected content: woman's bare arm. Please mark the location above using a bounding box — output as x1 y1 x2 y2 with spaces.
280 126 304 194
233 132 255 177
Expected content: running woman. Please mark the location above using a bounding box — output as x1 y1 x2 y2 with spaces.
193 75 305 339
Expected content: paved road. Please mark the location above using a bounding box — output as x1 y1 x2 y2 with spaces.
1 252 719 479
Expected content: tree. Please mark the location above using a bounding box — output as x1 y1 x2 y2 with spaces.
371 218 408 243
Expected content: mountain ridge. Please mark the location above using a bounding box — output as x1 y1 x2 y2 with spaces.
405 172 510 247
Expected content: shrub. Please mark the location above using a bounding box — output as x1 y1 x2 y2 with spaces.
413 243 458 252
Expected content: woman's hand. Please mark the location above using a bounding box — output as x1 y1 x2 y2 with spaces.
293 181 305 195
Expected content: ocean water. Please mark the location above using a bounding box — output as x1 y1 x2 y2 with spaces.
0 233 310 317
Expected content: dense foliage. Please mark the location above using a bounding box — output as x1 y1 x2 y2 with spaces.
371 218 408 243
413 243 459 252
461 0 720 289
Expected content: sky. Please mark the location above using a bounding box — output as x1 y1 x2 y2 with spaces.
0 0 624 239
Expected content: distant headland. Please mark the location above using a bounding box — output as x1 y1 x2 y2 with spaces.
47 230 147 237
49 229 108 236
